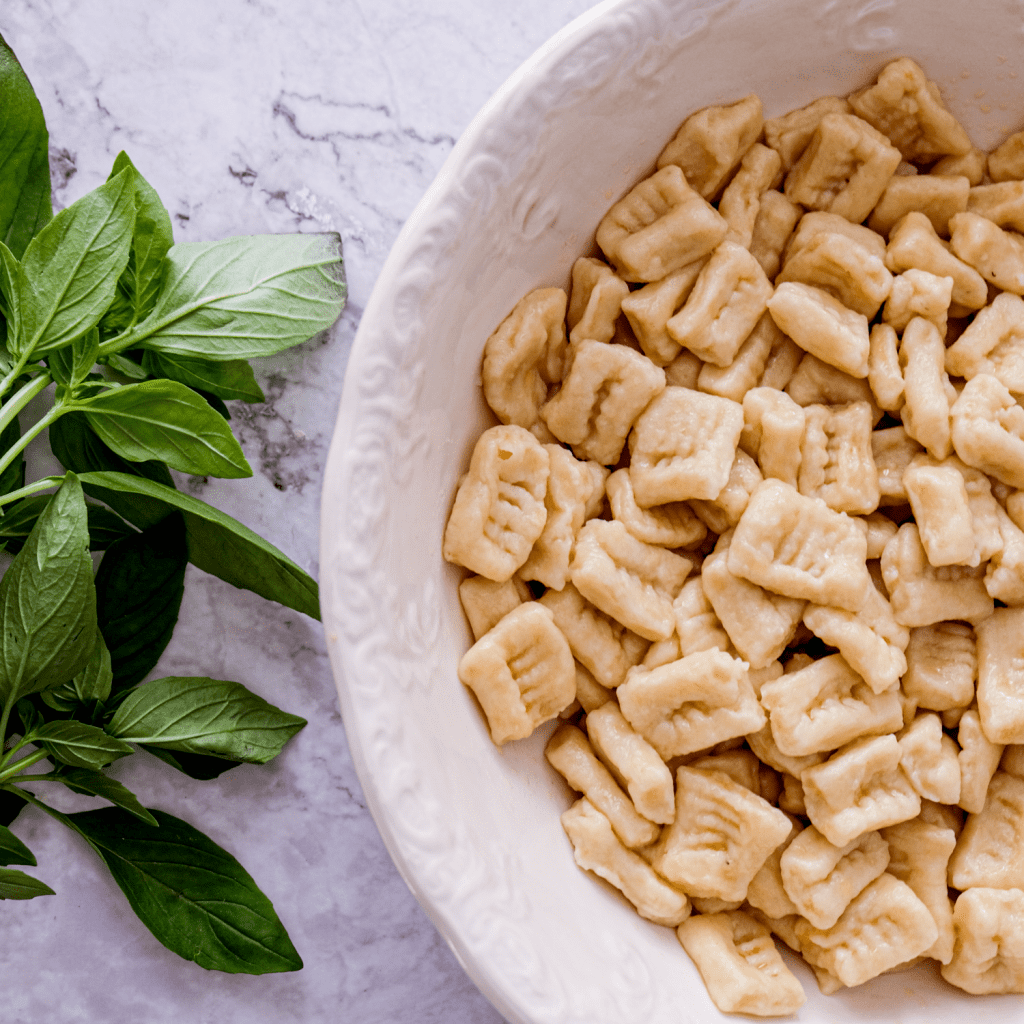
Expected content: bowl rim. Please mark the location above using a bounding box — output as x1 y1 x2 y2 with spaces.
319 2 627 1020
318 1 1022 1020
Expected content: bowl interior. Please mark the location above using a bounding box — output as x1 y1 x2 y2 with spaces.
321 1 1024 1020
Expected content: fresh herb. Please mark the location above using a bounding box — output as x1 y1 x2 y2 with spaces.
0 33 345 972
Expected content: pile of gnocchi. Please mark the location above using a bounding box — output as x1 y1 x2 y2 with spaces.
442 57 1024 1015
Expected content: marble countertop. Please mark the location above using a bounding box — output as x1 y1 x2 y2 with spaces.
1 1 598 1021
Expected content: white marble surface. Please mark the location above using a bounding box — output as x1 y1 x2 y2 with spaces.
0 1 599 1020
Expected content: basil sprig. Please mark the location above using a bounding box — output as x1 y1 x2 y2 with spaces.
0 32 344 974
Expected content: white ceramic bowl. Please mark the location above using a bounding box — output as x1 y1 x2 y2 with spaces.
321 1 1024 1020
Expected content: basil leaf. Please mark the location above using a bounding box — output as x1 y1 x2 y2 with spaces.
142 350 264 403
0 495 136 554
97 285 134 340
142 746 240 780
199 390 231 421
0 241 33 344
84 504 137 549
0 474 97 708
30 720 133 769
95 512 186 691
0 866 54 900
130 232 344 360
39 634 112 716
104 152 173 330
65 807 302 973
104 352 148 379
109 677 305 763
15 168 136 357
77 471 319 619
49 326 99 389
72 632 114 703
57 767 157 826
0 33 52 259
0 822 34 865
50 412 176 528
14 696 42 735
78 378 252 478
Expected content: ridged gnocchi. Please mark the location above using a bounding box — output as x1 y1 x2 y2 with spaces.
442 56 1024 1014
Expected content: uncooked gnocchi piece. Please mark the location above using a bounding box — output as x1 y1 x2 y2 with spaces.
628 385 744 506
443 424 549 581
701 531 804 670
728 479 871 612
457 602 575 745
570 519 691 641
482 288 568 429
882 818 957 964
646 766 791 901
794 873 938 988
767 281 870 378
596 165 727 282
539 582 646 689
561 798 690 926
949 771 1024 889
847 56 972 162
760 653 902 757
605 468 706 549
666 240 773 367
546 724 659 849
657 94 763 200
783 112 901 224
942 887 1024 994
779 825 889 930
676 911 806 1016
801 733 920 847
586 701 676 825
541 339 666 465
617 648 764 760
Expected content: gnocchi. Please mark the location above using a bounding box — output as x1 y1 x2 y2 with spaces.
442 56 1024 1014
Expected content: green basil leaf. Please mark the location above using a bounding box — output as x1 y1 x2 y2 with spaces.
0 822 34 865
34 631 111 715
57 767 157 826
0 34 52 259
105 152 173 329
77 471 319 619
141 350 264 403
65 807 302 973
199 390 231 421
95 512 186 691
0 866 54 900
16 168 136 356
72 632 114 703
30 720 133 769
49 412 176 529
84 504 137 549
78 378 251 478
14 696 43 735
104 352 148 379
0 495 136 554
49 326 100 389
141 746 240 780
0 240 34 344
0 474 97 708
130 232 344 360
109 677 305 763
97 285 134 340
